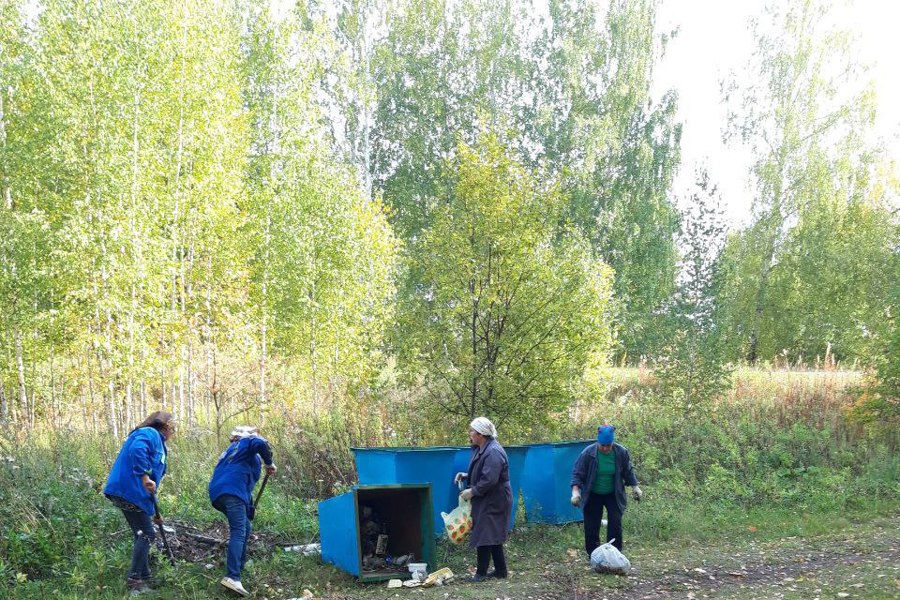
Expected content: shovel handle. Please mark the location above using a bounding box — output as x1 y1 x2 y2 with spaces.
254 471 270 509
153 495 176 566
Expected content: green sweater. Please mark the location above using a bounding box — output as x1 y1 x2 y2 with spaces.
591 449 616 494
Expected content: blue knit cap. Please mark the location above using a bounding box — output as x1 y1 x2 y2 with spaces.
597 425 615 445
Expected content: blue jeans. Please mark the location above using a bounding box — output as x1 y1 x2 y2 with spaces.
213 494 251 580
120 505 155 580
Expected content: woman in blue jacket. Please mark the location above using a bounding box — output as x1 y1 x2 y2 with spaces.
103 411 175 594
570 424 642 557
209 426 276 597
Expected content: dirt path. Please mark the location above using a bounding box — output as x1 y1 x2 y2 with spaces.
547 517 900 600
570 547 899 599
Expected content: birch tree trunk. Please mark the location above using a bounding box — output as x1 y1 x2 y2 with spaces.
14 326 27 426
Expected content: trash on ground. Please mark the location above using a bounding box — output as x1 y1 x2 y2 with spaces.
408 562 428 581
284 543 321 556
423 567 454 586
387 579 403 588
590 539 631 575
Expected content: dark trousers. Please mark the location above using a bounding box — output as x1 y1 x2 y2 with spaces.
583 492 622 556
476 544 507 576
120 507 155 580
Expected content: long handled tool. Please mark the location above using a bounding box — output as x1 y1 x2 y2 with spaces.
153 495 176 566
254 471 271 509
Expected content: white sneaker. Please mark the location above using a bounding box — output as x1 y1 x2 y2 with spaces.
220 577 250 597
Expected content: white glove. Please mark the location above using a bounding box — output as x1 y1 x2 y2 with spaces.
632 486 643 501
459 488 473 501
570 490 581 506
453 472 468 484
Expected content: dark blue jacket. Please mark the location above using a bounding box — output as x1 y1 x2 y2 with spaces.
570 442 638 514
104 427 168 516
208 436 274 508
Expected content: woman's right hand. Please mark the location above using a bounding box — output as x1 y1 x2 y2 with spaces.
453 472 467 484
141 475 157 495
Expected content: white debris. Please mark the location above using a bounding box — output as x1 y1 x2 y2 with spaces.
284 543 321 556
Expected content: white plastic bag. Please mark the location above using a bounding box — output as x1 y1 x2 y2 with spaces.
590 540 631 574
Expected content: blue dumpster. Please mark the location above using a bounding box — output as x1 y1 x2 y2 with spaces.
319 484 435 582
353 447 459 537
520 440 593 524
352 444 528 536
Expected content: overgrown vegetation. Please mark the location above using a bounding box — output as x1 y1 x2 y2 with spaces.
1 368 896 598
1 0 898 596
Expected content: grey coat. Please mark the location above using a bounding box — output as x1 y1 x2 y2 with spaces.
570 442 638 514
466 438 512 548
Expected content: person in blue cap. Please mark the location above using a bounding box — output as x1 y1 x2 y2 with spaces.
103 411 175 595
570 424 642 557
209 426 276 597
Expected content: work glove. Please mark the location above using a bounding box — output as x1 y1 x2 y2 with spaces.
459 488 473 502
265 463 277 476
632 486 643 501
453 472 467 484
570 490 581 506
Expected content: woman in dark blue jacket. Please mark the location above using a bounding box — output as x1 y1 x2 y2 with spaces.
570 424 642 557
103 411 175 594
209 426 276 597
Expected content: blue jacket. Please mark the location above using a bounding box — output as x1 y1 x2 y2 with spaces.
571 442 638 514
208 436 274 508
104 427 168 516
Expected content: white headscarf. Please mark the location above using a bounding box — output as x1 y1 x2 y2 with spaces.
230 425 259 440
469 417 497 438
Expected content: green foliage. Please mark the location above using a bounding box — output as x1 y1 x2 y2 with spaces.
718 0 896 364
396 133 615 438
654 170 733 411
850 214 900 433
361 0 681 359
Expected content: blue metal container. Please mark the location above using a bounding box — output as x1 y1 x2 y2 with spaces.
520 440 594 524
319 484 435 582
352 444 528 536
352 446 459 537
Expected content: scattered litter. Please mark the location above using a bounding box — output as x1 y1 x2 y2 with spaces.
423 567 454 587
285 589 314 600
402 579 422 588
387 579 403 589
284 543 321 556
408 562 428 582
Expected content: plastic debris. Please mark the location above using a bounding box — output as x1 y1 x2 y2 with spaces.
284 543 321 556
423 567 454 587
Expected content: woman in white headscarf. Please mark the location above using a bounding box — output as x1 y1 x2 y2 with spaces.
453 417 512 582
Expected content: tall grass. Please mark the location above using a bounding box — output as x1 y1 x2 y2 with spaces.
1 366 896 591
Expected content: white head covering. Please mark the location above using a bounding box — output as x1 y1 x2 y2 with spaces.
230 425 258 440
469 417 497 438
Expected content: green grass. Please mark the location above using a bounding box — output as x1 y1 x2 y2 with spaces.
2 367 897 599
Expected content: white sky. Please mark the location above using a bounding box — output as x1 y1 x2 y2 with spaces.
652 0 900 227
